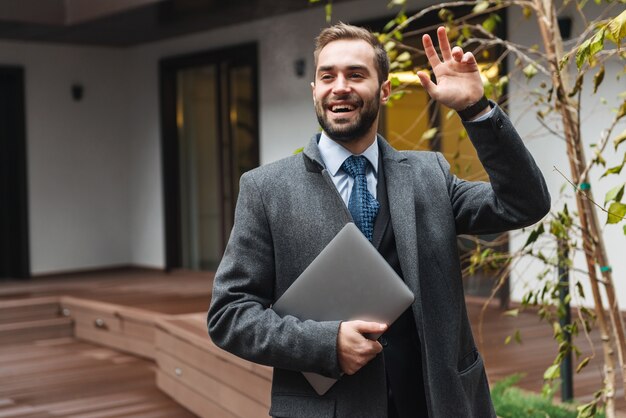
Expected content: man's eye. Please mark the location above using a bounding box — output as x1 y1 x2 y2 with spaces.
320 74 334 80
350 73 364 79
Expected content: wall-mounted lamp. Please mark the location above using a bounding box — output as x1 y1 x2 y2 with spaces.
558 17 572 40
71 83 84 101
294 59 306 78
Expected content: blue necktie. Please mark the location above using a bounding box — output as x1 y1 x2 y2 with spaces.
342 155 379 242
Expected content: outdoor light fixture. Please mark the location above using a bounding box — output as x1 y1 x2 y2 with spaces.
294 59 306 78
71 83 84 101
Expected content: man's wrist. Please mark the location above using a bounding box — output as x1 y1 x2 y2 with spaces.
457 96 490 121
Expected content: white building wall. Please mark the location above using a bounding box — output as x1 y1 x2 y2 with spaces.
0 41 131 274
3 0 623 301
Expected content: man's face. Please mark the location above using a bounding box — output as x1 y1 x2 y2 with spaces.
312 39 390 143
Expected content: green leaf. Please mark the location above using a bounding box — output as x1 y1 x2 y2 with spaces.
438 9 453 22
383 19 396 33
395 11 407 25
601 155 625 178
589 29 605 57
607 202 626 224
388 0 406 6
576 38 591 69
550 219 566 238
523 223 545 248
396 51 411 62
384 40 396 52
504 335 511 345
605 9 626 46
576 356 591 373
482 13 501 33
324 3 332 23
543 364 560 380
593 65 605 93
523 63 538 79
420 127 438 141
623 224 626 235
514 329 522 344
503 308 519 317
569 73 584 97
472 1 489 13
293 147 304 154
522 6 533 19
604 183 625 206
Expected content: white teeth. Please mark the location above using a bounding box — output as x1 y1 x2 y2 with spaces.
331 104 355 112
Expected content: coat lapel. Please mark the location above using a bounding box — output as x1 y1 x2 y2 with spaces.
378 137 423 326
302 135 353 227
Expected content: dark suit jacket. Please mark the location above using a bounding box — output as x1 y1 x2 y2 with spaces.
208 104 551 418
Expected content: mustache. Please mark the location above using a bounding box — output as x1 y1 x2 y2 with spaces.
322 94 363 107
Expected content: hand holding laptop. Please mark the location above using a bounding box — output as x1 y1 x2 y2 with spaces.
337 320 388 375
272 223 414 394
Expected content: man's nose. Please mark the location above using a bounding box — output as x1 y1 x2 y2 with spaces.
332 75 351 94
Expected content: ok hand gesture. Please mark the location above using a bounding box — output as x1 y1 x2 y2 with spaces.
416 27 485 112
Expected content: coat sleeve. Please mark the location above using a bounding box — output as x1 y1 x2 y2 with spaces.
207 171 343 379
438 104 551 235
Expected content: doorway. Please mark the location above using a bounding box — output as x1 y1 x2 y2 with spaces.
0 66 30 279
160 44 259 271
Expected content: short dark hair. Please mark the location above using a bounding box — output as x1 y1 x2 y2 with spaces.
314 22 390 86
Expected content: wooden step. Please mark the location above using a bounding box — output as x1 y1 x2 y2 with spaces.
60 296 160 360
0 297 73 345
155 314 272 418
0 337 196 418
0 296 62 325
0 317 73 345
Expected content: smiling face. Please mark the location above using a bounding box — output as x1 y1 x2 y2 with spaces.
312 39 390 150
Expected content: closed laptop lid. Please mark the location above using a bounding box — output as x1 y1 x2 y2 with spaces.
272 222 415 395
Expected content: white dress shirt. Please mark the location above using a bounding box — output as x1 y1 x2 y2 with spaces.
318 132 379 206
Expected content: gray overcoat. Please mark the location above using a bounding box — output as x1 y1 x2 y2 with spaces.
208 104 551 418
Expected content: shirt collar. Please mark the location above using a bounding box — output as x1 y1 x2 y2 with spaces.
318 132 379 176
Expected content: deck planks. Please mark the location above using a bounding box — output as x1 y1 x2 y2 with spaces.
2 268 626 416
0 337 196 418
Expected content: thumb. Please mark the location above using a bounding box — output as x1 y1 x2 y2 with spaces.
353 320 388 334
416 71 437 99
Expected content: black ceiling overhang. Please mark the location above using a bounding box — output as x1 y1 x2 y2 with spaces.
0 0 351 47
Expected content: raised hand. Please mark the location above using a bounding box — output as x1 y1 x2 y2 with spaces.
416 26 485 112
337 320 387 375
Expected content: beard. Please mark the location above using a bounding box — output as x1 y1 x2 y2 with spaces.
315 91 380 143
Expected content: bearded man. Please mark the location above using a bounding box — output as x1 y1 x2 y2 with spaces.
208 22 550 418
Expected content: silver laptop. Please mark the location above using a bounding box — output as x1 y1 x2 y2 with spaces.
272 222 415 395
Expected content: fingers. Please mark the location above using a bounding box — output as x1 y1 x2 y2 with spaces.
352 320 387 334
451 46 463 61
337 321 386 375
436 26 452 61
421 33 441 69
424 27 470 65
462 51 477 66
416 71 437 99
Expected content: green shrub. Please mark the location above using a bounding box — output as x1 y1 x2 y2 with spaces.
491 375 605 418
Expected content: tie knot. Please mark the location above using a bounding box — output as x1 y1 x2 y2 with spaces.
342 155 368 178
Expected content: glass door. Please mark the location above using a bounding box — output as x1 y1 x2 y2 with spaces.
161 44 258 271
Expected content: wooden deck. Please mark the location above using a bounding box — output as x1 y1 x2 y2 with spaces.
0 337 197 418
1 269 625 416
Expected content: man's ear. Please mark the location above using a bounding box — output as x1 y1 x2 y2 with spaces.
380 79 391 104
